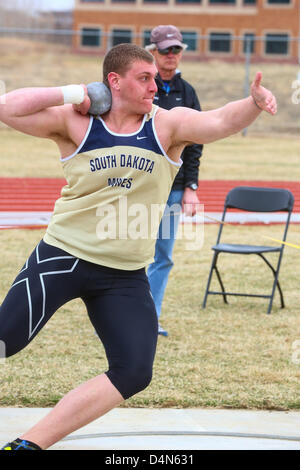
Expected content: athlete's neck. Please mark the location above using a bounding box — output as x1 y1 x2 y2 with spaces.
101 107 145 135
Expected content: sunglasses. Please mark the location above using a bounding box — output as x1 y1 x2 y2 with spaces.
157 46 182 55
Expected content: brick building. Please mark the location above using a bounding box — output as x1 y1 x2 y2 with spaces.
73 0 300 62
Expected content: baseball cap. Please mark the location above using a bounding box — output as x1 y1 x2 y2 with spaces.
150 25 186 50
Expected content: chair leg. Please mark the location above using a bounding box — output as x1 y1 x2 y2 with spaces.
202 252 228 308
202 252 217 308
258 254 284 314
214 265 228 304
267 269 284 314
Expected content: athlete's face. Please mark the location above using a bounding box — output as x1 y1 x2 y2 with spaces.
119 61 158 114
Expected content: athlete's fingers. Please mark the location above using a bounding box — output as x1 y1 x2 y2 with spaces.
72 84 90 115
253 71 262 89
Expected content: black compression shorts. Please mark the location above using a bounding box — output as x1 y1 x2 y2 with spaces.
0 240 158 399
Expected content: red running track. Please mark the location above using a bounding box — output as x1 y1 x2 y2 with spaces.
0 178 300 212
0 178 300 228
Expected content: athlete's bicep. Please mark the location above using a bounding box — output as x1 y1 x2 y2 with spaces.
168 107 225 146
1 106 67 140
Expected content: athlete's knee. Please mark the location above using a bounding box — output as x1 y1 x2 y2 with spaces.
0 333 26 358
127 363 153 396
0 315 28 358
107 361 153 399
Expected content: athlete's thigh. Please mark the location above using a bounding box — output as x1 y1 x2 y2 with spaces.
84 279 158 368
0 240 82 357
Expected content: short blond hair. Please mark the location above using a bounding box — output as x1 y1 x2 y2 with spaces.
103 43 154 88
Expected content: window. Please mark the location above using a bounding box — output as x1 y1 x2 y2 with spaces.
81 28 101 47
143 0 168 3
209 32 231 53
182 31 198 51
209 0 236 4
243 0 256 4
112 0 135 2
81 0 104 2
265 34 289 55
176 0 201 3
243 33 255 54
112 29 132 47
267 0 290 4
142 30 152 48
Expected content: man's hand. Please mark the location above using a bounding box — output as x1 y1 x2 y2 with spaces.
182 187 200 217
72 82 112 116
72 84 91 116
250 72 277 115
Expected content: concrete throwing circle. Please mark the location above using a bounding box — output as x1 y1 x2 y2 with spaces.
61 430 300 450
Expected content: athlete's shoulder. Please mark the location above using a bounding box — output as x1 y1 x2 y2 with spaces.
57 104 91 151
154 105 170 120
156 105 189 123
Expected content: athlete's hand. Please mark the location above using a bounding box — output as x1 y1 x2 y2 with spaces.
72 84 91 116
251 72 277 115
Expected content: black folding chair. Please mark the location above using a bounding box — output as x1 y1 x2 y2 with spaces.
202 186 294 314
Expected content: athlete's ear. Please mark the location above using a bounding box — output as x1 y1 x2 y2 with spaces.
108 72 121 92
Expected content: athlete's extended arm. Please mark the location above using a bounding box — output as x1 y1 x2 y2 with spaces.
167 72 277 146
0 85 90 140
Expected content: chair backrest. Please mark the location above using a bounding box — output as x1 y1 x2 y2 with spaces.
225 186 294 213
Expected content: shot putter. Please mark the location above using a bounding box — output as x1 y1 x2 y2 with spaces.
87 82 112 116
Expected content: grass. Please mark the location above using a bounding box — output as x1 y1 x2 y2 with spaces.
0 38 300 410
0 225 299 410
